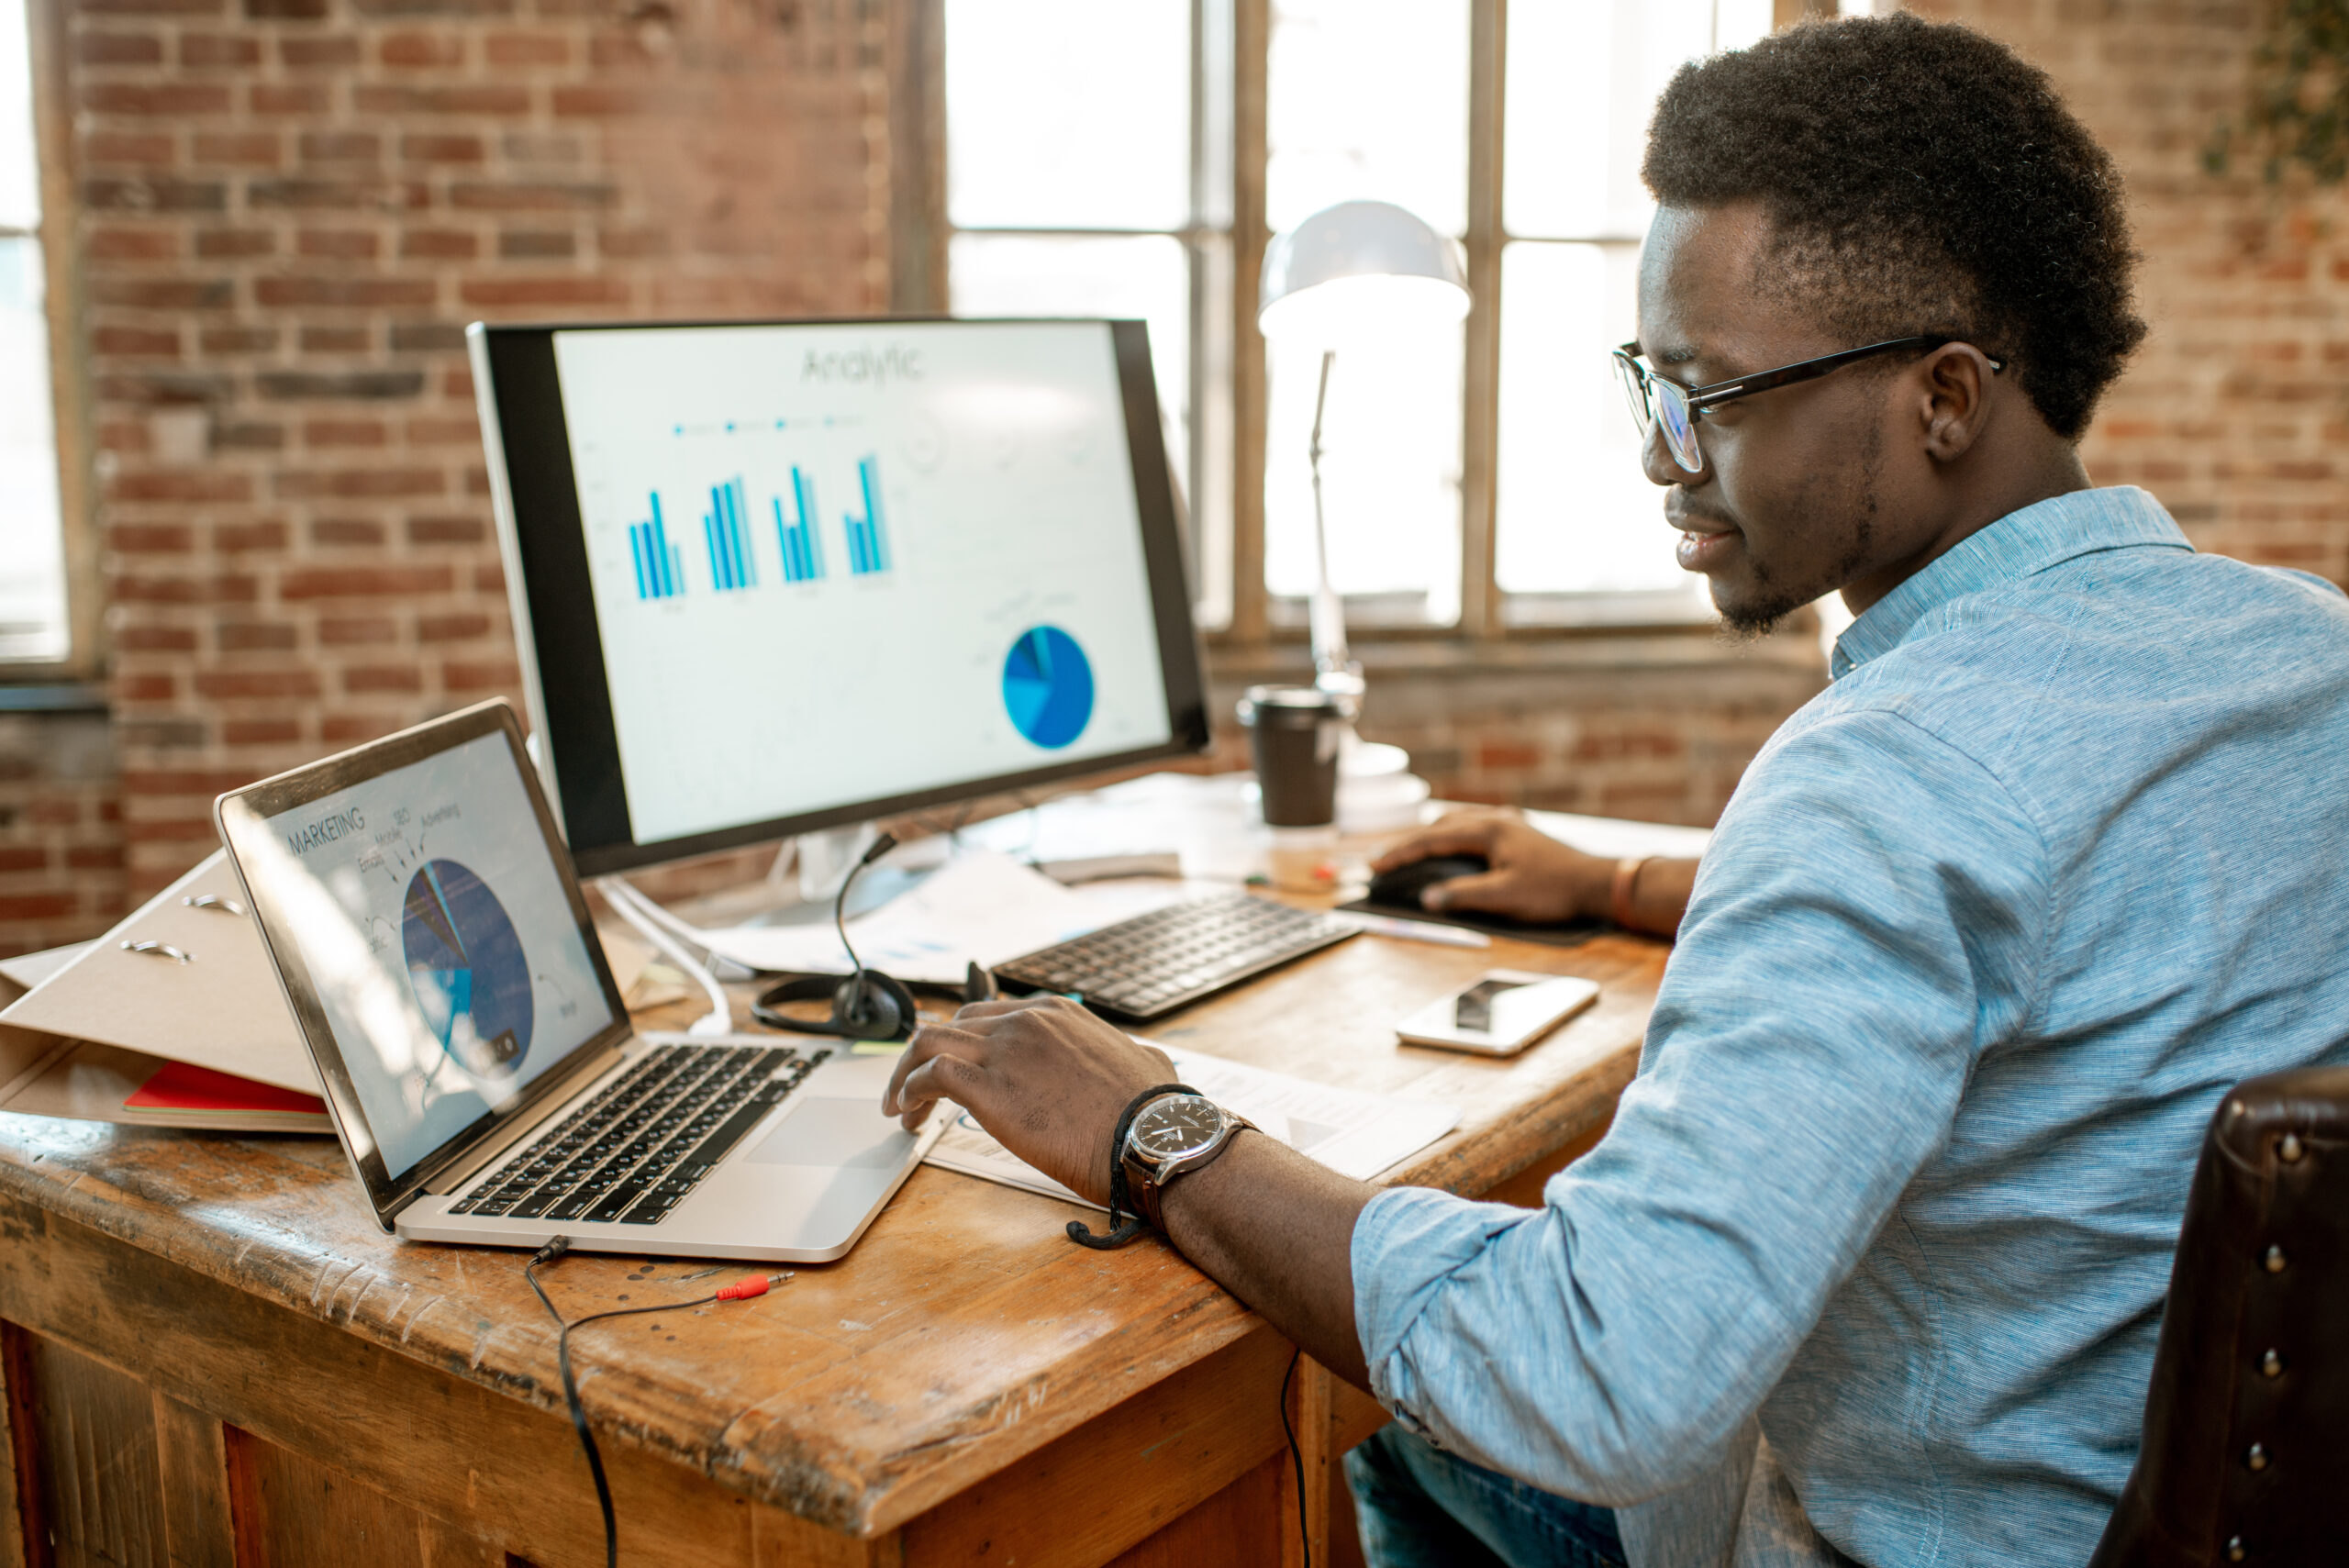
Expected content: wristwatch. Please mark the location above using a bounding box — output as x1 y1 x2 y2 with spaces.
1120 1091 1255 1232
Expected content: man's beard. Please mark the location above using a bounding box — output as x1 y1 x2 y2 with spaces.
1713 426 1881 642
1714 569 1808 641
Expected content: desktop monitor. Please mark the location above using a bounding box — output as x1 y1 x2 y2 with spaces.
469 317 1210 877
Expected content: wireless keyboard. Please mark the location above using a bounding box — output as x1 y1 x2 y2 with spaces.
994 891 1358 1020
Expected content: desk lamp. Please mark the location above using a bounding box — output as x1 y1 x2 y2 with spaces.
1258 199 1471 703
1258 200 1468 827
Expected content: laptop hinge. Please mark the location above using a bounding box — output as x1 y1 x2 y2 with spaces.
419 1040 629 1195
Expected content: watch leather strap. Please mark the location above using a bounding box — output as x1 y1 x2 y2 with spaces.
1066 1083 1197 1251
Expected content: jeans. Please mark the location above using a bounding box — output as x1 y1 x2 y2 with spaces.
1347 1423 1627 1568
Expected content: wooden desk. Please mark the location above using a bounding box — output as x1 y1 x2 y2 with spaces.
0 909 1665 1567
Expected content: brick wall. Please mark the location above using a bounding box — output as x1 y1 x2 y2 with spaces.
1911 0 2349 574
76 0 894 904
1209 641 1829 829
0 710 123 955
5 0 2343 952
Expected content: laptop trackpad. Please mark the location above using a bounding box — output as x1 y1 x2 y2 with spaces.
746 1096 916 1169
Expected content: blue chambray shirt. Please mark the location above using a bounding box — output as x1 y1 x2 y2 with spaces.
1352 486 2349 1566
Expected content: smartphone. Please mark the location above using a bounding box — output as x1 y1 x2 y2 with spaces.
1395 970 1601 1056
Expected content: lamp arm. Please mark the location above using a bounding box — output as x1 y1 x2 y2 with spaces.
1306 348 1357 698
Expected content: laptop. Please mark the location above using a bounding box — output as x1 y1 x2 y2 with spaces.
214 698 943 1262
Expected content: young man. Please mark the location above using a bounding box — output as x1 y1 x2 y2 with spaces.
884 16 2349 1566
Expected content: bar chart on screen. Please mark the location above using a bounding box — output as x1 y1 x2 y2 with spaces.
774 469 827 584
620 451 895 603
701 476 758 593
628 497 685 601
846 456 893 576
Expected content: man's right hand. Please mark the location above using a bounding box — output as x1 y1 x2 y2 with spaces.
1370 813 1613 924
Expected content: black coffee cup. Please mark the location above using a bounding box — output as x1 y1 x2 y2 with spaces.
1237 684 1344 827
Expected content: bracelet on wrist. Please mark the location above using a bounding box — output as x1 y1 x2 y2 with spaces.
1609 855 1653 931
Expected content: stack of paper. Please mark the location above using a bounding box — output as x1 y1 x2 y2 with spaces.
690 851 1116 986
923 1041 1462 1209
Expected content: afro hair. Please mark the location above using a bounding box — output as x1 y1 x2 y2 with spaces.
1642 13 2145 440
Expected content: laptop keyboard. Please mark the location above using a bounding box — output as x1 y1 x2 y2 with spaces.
449 1042 828 1228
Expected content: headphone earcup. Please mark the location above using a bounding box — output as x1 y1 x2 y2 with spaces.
751 973 856 1036
830 972 917 1041
751 970 922 1040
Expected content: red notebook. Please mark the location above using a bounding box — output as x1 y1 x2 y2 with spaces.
125 1062 328 1118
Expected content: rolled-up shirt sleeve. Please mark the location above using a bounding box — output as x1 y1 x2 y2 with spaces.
1352 707 2049 1505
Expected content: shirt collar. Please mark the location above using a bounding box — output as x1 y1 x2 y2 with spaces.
1830 486 2190 680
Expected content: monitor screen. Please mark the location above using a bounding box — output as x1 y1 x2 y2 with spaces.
230 726 618 1182
471 317 1209 876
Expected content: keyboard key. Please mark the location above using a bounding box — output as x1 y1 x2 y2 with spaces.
680 1087 785 1173
586 1182 647 1223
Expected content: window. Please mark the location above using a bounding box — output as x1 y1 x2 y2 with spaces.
942 0 1233 625
941 0 1776 643
1497 0 1770 622
0 0 65 665
1263 0 1469 627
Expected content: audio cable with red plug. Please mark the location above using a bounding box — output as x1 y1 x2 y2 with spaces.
523 1237 787 1567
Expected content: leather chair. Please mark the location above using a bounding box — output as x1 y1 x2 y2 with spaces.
2087 1065 2349 1566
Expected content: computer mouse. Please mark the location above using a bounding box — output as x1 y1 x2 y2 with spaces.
1365 854 1491 910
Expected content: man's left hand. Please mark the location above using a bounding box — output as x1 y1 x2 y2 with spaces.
881 995 1174 1207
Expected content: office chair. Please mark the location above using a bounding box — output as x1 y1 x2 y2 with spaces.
2087 1065 2349 1567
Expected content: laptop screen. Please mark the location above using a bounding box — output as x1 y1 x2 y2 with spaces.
239 728 616 1180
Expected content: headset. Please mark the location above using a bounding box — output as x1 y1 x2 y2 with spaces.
749 833 995 1040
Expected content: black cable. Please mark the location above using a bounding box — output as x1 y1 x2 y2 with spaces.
1280 1346 1311 1568
525 1237 737 1568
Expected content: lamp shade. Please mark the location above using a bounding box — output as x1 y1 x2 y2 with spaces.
1257 200 1470 344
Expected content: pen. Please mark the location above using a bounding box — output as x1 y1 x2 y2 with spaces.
1344 913 1492 949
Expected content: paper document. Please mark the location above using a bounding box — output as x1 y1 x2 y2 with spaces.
963 794 1185 883
1523 809 1712 862
694 851 1107 984
923 1042 1462 1209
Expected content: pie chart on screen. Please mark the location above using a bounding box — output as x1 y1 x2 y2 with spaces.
1002 625 1095 750
402 859 533 1081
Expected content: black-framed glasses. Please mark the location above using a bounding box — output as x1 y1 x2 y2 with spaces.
1611 336 2005 474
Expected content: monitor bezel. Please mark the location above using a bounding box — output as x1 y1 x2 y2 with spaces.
213 698 634 1230
471 315 1213 878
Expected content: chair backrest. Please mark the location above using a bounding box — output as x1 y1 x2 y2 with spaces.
2087 1064 2349 1568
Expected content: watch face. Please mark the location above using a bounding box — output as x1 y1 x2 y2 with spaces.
1131 1095 1226 1160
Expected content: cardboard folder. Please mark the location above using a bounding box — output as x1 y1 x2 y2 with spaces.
0 845 658 1134
0 850 329 1132
2 850 316 1090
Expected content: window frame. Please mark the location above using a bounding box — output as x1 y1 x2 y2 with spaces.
926 0 1738 660
0 0 96 682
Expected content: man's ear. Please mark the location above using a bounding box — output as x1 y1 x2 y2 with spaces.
1916 344 1998 463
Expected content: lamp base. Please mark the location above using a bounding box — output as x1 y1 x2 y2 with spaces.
1338 735 1430 832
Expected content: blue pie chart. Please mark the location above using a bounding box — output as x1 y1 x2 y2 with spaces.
402 858 533 1081
1002 625 1095 750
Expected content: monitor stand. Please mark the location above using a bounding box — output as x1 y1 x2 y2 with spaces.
649 825 944 938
